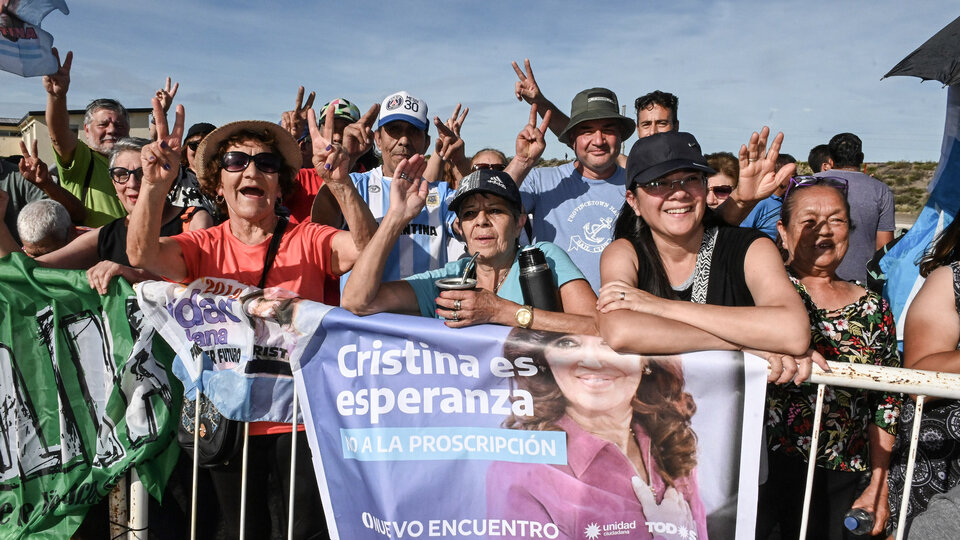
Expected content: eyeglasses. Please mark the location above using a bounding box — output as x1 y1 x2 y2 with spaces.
639 174 706 196
221 152 282 174
783 176 849 200
186 141 201 151
472 163 506 172
109 166 143 184
707 185 734 198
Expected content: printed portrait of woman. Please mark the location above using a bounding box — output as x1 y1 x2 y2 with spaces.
487 328 708 540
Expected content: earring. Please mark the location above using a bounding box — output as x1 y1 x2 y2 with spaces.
215 195 225 204
643 364 652 375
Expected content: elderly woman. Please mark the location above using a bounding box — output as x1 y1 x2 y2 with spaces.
757 178 900 540
126 99 378 538
887 216 960 537
342 166 597 335
704 151 738 210
597 131 815 382
487 329 706 540
0 136 211 292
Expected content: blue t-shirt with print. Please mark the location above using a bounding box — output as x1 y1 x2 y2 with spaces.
404 241 586 318
739 194 783 240
519 162 626 292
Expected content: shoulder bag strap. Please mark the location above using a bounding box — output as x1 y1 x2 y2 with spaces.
258 216 289 289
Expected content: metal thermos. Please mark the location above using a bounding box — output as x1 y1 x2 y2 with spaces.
518 246 560 312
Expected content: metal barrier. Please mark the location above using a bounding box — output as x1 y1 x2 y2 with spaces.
798 361 960 540
117 359 960 540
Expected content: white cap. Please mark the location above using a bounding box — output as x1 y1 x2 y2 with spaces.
375 90 428 131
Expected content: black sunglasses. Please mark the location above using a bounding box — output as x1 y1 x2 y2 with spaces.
707 185 734 197
472 163 506 172
186 141 201 151
221 152 282 174
109 166 144 184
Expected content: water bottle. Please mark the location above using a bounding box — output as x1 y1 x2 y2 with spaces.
843 508 874 535
518 246 560 312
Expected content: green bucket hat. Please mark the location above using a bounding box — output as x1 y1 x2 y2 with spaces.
557 87 636 145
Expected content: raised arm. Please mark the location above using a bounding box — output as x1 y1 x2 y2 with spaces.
308 105 378 275
504 103 551 187
715 127 793 225
512 59 569 137
18 139 86 223
42 48 77 163
126 98 188 281
340 156 428 316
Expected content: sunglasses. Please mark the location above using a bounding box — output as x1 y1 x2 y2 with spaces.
221 152 282 174
707 185 734 197
109 166 144 184
783 175 849 200
472 163 506 172
638 174 706 196
186 141 201 151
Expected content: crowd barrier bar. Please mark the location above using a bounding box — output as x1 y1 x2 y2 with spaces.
797 361 960 540
122 358 960 540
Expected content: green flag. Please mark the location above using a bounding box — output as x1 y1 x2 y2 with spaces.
0 254 180 539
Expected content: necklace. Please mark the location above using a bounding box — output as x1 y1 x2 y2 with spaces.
494 268 510 292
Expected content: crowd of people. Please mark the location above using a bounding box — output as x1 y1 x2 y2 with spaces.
1 49 956 540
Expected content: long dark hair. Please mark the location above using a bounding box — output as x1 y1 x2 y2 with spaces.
613 190 724 299
919 216 960 277
502 329 698 484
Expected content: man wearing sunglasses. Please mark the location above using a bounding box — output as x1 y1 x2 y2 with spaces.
42 48 130 227
341 90 458 285
813 132 895 284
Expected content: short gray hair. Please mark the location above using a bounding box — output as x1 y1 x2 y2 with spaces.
17 199 72 247
108 137 151 168
84 98 129 127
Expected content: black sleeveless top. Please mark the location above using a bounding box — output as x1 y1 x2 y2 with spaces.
634 226 767 307
97 207 186 266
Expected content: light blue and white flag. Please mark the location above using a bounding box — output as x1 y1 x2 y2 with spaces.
0 0 68 77
880 86 960 341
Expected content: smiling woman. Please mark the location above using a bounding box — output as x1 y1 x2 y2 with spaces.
486 328 706 540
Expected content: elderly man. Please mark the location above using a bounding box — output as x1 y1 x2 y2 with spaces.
43 49 129 226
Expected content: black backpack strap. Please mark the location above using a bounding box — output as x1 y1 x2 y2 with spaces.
80 157 95 206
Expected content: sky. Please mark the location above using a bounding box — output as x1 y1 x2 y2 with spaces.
1 0 956 163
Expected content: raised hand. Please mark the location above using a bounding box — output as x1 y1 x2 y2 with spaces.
736 127 792 202
18 139 52 187
140 97 184 189
341 103 379 161
308 105 352 186
514 103 551 164
512 58 543 104
280 86 315 140
433 104 469 162
155 77 179 113
42 47 72 98
387 155 429 223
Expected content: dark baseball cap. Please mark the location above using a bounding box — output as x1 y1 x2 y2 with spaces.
449 169 522 215
557 87 636 145
185 122 216 141
626 131 716 189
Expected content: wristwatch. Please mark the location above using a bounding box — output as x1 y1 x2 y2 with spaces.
515 305 533 328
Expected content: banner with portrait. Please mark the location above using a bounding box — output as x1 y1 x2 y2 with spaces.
293 307 769 540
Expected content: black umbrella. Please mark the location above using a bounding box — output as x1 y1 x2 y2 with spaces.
884 15 960 86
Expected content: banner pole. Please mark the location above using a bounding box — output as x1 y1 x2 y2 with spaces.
109 472 128 539
799 384 826 539
190 393 201 540
128 468 147 539
895 395 926 540
239 422 250 540
288 391 299 540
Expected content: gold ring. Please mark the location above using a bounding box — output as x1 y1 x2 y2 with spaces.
451 310 459 321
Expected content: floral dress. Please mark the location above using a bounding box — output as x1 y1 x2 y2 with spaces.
888 261 960 531
765 276 901 471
